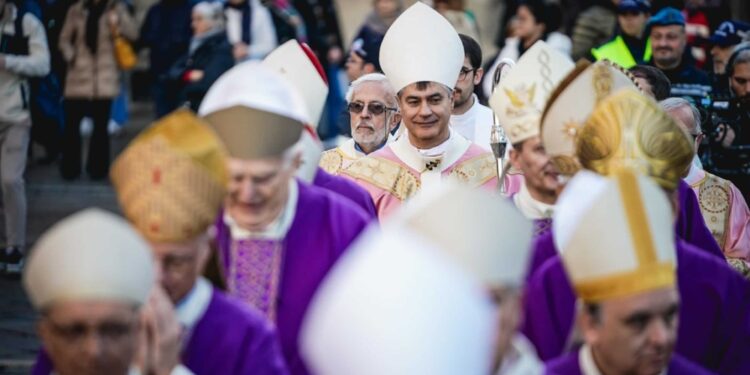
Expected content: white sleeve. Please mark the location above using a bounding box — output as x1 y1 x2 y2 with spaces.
4 13 50 77
170 364 195 375
248 0 277 59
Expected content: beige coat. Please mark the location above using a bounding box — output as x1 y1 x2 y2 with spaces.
58 0 137 99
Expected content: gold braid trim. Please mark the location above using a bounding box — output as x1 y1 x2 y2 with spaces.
319 149 345 175
449 153 498 186
341 156 420 201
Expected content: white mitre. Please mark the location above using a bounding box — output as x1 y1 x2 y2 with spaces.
300 226 496 375
23 208 154 310
379 1 464 93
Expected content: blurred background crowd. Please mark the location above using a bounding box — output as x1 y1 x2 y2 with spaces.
1 0 750 256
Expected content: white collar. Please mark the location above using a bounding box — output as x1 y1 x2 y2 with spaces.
389 129 471 173
223 180 298 240
339 138 366 159
175 277 213 331
580 345 665 375
496 334 543 375
513 183 555 220
684 156 706 186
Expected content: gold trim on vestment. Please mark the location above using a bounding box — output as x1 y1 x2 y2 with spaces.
341 156 421 201
448 153 498 186
693 173 731 249
574 262 675 302
319 149 345 175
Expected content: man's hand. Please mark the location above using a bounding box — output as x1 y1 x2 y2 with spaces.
188 70 204 82
233 42 249 61
135 286 183 375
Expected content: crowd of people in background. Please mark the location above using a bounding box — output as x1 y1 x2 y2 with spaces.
1 0 749 284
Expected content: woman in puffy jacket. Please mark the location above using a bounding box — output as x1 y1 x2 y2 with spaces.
58 0 136 180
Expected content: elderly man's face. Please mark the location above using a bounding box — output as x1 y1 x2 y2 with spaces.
349 81 399 154
399 82 453 148
226 156 296 232
581 287 680 375
150 236 210 304
666 105 703 155
651 25 687 69
38 301 140 375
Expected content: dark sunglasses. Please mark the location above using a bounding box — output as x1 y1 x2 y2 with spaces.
347 101 397 116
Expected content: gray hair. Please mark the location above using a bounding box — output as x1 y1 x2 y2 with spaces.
345 73 398 108
660 97 702 134
193 1 224 27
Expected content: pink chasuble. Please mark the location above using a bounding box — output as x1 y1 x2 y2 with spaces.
341 134 498 220
686 165 750 276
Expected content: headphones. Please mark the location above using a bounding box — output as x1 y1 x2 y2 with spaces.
725 44 750 77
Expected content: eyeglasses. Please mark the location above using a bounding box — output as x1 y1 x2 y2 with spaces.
347 101 397 116
458 67 476 81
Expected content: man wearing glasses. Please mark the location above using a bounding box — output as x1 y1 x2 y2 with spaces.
320 73 400 175
340 3 497 220
451 34 494 151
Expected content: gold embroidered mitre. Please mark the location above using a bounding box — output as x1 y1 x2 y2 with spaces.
541 60 641 176
555 169 676 302
489 41 574 145
110 109 228 242
577 88 694 191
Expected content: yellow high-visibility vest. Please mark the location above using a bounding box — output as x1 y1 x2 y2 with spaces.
591 35 652 69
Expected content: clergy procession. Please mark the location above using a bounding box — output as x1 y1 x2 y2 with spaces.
6 1 750 375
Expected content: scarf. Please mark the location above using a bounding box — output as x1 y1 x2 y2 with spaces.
226 0 252 44
189 27 223 55
85 0 108 54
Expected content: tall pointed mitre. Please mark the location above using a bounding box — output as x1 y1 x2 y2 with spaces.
379 1 464 92
577 88 694 190
24 208 154 309
389 183 533 288
111 109 228 242
198 61 308 159
540 60 640 176
489 41 574 145
301 226 496 375
262 40 329 127
553 169 677 302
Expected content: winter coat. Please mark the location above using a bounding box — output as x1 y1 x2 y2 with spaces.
169 31 234 111
0 3 50 123
138 0 192 76
58 0 137 99
570 4 617 61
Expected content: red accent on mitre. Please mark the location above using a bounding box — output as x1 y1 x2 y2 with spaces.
300 42 328 85
152 168 162 185
303 124 321 142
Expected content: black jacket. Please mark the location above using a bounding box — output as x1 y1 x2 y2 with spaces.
169 32 234 112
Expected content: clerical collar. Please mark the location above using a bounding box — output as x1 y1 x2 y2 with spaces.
683 156 705 186
513 183 555 220
175 277 213 332
389 128 471 173
580 345 665 375
223 180 299 240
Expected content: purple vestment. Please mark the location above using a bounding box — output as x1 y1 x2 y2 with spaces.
31 288 288 375
215 181 370 375
544 350 713 375
525 180 725 283
312 168 377 219
523 240 750 373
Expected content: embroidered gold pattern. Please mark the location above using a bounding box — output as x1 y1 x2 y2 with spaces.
695 173 731 248
592 62 614 103
319 149 345 175
449 153 497 186
342 156 420 201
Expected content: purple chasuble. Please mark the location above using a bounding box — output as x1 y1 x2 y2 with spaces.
544 350 714 375
522 240 750 373
182 288 288 374
215 181 370 375
312 168 377 219
30 288 288 375
525 180 725 283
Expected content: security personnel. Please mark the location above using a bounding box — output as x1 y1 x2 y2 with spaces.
591 0 651 68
